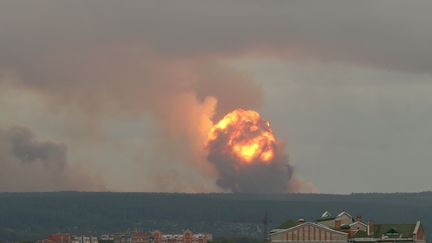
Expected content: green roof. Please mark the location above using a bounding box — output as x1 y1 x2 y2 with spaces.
373 224 416 238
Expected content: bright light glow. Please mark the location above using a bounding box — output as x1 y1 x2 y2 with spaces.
208 109 276 164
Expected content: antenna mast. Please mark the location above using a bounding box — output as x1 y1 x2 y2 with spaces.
263 212 269 243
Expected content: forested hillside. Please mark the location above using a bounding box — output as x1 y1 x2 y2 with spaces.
0 192 431 241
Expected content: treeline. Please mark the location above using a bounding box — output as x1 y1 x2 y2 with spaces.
0 192 431 241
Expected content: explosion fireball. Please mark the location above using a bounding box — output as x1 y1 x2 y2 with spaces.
206 109 293 193
208 109 276 164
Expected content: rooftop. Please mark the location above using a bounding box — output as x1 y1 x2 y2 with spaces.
372 224 417 239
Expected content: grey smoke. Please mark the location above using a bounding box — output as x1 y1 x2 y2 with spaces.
207 118 293 193
7 127 66 169
1 1 432 74
1 0 428 192
0 126 104 192
208 144 293 193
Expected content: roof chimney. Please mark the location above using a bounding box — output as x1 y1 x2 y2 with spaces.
368 220 374 236
356 216 363 222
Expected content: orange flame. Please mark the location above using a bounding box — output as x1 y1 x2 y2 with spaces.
208 109 276 164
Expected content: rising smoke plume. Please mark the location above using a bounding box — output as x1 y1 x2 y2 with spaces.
0 43 311 192
0 44 264 192
2 1 429 192
0 126 104 192
207 109 293 193
0 1 329 192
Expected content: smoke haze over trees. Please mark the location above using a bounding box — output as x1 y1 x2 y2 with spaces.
0 192 431 241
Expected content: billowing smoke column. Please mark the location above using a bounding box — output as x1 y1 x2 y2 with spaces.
0 126 105 191
207 109 293 193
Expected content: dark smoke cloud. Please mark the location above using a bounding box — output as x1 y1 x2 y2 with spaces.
8 127 66 169
208 153 293 193
206 111 293 193
0 126 105 192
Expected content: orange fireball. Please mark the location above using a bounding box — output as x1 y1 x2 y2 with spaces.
208 109 276 164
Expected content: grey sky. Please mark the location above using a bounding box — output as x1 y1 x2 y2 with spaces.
0 0 431 193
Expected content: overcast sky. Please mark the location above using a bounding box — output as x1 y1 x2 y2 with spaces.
0 0 431 193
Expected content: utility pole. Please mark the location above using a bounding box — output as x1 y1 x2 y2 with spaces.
263 212 269 243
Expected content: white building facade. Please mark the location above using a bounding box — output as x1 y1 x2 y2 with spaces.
270 222 348 243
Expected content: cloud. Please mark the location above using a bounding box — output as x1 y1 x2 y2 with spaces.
0 126 105 192
1 1 432 74
233 59 432 193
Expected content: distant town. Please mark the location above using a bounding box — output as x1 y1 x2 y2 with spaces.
37 230 212 243
33 210 426 243
1 192 431 243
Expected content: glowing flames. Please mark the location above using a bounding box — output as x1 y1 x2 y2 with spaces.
207 108 297 193
208 109 276 164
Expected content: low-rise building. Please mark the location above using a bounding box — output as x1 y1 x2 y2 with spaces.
71 235 98 243
270 211 426 243
114 233 132 243
350 221 425 243
99 234 115 243
131 232 149 243
270 220 348 243
153 230 211 243
38 233 71 243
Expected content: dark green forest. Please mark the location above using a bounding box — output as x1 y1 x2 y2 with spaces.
0 192 431 241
